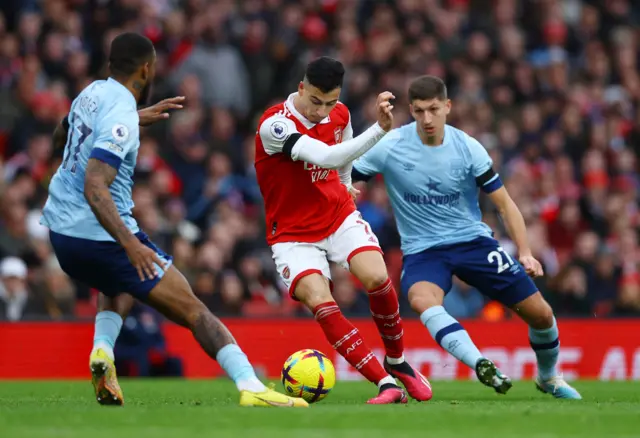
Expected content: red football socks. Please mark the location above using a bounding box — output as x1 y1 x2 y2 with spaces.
367 278 404 359
313 302 388 384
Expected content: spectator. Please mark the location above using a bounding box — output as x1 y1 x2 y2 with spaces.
0 0 639 319
35 256 75 320
0 256 44 320
587 247 621 316
115 303 184 377
547 264 592 316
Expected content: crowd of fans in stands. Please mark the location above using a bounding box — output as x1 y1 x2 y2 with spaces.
1 0 640 321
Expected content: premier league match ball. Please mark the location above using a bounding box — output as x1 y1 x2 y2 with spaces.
281 349 336 403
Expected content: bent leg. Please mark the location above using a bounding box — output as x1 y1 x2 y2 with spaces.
349 250 404 361
294 273 394 388
511 290 581 399
403 249 484 370
143 265 308 406
349 249 433 402
328 212 405 361
143 266 267 392
409 281 484 370
511 292 559 378
93 293 134 360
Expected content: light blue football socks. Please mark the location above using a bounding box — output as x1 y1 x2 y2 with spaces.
529 317 560 380
93 311 123 360
420 305 483 369
216 344 266 392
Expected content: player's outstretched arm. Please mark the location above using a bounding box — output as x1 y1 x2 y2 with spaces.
487 186 544 278
54 97 184 151
261 92 395 170
137 96 185 126
292 122 386 169
294 92 394 169
84 158 166 280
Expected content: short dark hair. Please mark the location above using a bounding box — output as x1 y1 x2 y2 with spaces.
304 57 345 93
408 75 447 102
109 32 155 77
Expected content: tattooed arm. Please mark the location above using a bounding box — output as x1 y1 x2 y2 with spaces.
84 158 164 280
84 158 137 246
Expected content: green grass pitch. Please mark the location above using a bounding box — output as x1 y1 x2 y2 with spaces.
1 380 639 438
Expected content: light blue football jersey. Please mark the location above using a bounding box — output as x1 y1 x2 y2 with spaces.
353 123 500 255
41 78 140 241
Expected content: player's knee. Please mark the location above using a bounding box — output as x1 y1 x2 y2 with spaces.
299 288 334 310
185 303 212 331
407 282 445 314
359 272 389 291
349 250 388 290
528 301 555 330
294 274 333 310
174 295 210 330
300 291 334 310
517 294 555 329
408 290 439 314
408 295 432 315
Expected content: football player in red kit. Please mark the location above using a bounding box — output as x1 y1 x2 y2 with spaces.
255 57 432 404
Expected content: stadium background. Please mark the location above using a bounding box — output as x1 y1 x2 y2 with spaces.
0 0 639 380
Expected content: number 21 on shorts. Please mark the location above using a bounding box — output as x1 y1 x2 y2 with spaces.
487 246 515 274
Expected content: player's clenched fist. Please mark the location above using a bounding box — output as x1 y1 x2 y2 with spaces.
347 185 360 201
124 240 169 281
376 91 395 132
519 254 544 278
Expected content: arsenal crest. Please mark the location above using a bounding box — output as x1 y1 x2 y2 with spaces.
283 266 290 279
334 127 343 144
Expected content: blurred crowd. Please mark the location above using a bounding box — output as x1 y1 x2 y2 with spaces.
1 0 640 321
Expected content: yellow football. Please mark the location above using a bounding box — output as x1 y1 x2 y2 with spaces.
281 349 336 403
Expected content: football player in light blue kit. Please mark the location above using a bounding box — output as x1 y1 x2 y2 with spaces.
352 75 581 399
41 32 307 408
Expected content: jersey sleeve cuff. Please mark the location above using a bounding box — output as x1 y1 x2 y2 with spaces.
481 174 503 193
90 148 122 170
372 122 386 136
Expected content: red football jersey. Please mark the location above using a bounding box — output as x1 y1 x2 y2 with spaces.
255 93 355 245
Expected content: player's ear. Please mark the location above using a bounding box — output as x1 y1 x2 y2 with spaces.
445 99 452 115
298 81 304 95
141 62 150 81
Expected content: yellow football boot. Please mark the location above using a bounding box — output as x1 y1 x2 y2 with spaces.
239 384 309 408
89 348 124 406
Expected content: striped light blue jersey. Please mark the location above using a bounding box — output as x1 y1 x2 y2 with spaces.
41 78 140 241
353 123 502 255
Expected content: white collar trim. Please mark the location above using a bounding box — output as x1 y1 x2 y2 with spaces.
284 93 332 129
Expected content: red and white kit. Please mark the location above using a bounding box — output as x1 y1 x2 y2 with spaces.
255 93 384 295
254 93 433 403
